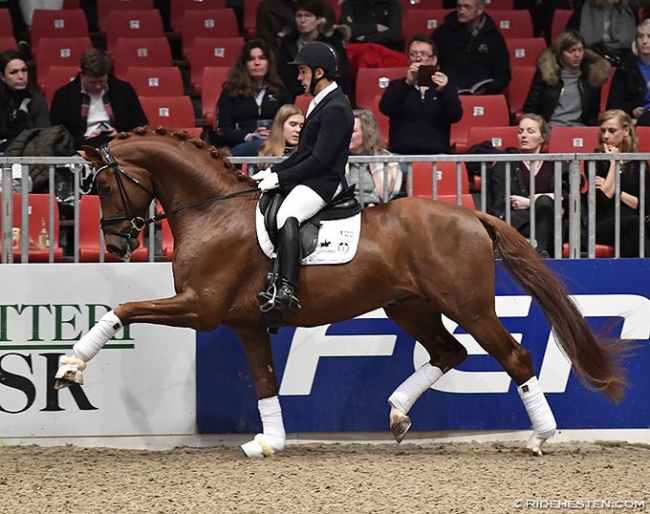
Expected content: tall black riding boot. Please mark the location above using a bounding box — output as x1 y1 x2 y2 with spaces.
274 217 301 313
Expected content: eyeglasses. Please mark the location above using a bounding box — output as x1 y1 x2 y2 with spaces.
409 52 434 59
295 12 316 20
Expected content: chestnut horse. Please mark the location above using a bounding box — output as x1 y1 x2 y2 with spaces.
56 127 631 458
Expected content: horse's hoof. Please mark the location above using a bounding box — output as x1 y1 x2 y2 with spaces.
525 434 547 457
241 434 275 458
54 357 86 389
389 407 412 443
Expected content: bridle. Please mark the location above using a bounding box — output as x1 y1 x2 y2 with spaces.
93 145 259 241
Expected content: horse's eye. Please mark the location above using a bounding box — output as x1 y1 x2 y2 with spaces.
98 185 112 196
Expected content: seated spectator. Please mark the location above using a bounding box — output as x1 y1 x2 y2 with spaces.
0 49 49 153
256 0 338 55
379 34 462 155
607 19 650 126
278 0 352 101
567 0 637 66
523 30 610 127
339 0 403 52
587 109 650 257
256 103 305 171
346 108 402 206
214 39 293 156
487 113 569 258
431 0 511 95
50 48 148 150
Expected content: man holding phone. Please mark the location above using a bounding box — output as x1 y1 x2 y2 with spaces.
379 34 462 155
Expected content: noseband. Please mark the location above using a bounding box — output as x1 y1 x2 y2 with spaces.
94 146 156 240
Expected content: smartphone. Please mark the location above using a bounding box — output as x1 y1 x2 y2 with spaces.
417 65 438 87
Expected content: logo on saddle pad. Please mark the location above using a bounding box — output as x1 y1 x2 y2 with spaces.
255 199 361 265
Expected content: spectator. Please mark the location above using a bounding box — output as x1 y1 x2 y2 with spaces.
277 0 352 101
214 39 293 156
0 49 49 153
257 103 305 171
346 108 402 206
567 0 637 66
607 19 650 126
50 48 148 150
587 109 650 257
523 30 610 127
431 0 511 95
256 0 338 54
379 34 463 155
487 113 569 258
339 0 403 52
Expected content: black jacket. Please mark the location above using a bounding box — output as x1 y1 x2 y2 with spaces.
49 74 148 150
215 86 293 148
606 53 648 119
274 86 354 201
431 11 511 94
339 0 402 51
523 48 610 126
379 77 463 155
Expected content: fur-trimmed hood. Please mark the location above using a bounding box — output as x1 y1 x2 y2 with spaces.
536 47 611 88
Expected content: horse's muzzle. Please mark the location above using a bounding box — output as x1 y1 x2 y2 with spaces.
106 235 139 261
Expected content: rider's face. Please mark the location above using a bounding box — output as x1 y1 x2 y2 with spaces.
297 64 313 92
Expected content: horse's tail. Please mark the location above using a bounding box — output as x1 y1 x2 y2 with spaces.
475 211 633 403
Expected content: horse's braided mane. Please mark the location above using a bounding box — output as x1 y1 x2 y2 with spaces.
117 126 257 187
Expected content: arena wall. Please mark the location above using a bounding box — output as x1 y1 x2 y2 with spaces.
0 261 648 448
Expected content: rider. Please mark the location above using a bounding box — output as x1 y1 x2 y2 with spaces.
252 42 354 313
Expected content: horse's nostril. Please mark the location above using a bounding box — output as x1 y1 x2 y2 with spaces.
107 244 125 257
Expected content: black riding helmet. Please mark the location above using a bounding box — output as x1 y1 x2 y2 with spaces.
289 42 339 95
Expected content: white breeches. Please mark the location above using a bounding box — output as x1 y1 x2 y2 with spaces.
276 185 327 229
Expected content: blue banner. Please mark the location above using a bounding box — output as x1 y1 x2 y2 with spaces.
196 260 650 434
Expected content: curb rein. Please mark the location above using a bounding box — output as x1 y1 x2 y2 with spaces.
94 145 259 240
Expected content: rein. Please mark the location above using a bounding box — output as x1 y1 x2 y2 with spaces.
94 145 259 239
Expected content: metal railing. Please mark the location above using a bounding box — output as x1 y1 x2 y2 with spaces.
1 152 648 262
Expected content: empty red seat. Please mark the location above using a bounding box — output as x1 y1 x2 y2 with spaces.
125 66 185 97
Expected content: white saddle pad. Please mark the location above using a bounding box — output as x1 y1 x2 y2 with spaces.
255 206 361 265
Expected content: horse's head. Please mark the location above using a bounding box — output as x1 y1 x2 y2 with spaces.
81 144 155 261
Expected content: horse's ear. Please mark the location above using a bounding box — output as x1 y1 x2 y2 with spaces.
80 145 103 163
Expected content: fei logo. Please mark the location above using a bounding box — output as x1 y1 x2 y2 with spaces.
279 294 650 396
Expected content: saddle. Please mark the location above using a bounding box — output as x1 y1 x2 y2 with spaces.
259 185 362 258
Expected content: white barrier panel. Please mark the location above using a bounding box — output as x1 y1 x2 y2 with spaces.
0 264 196 438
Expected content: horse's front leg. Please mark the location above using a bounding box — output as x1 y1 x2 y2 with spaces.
55 291 204 389
235 327 286 458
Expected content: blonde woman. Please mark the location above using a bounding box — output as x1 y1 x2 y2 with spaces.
607 18 650 126
346 109 402 206
591 109 650 256
257 104 305 170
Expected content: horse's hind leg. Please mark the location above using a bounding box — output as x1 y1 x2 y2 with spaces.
384 301 468 443
461 310 557 456
236 327 286 458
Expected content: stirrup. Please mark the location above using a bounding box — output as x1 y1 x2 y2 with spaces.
275 284 300 313
257 282 278 312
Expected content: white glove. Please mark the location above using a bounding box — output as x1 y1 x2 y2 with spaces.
258 172 279 192
251 167 272 181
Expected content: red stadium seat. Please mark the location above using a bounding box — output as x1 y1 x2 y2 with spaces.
450 94 510 153
507 65 535 122
41 65 79 106
467 125 519 151
243 0 264 38
0 193 64 263
550 9 573 42
139 95 203 138
369 94 390 143
78 195 148 262
125 66 185 97
30 9 90 56
181 8 240 59
0 36 17 51
412 161 469 197
490 10 534 39
111 36 173 79
397 0 443 9
506 37 547 68
105 9 164 54
562 243 614 258
547 126 599 154
0 8 14 37
170 0 228 36
34 36 91 90
294 94 313 114
402 9 451 43
355 67 405 110
201 66 229 129
189 37 244 95
636 127 650 153
97 0 153 35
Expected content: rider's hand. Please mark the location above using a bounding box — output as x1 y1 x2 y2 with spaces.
251 167 272 181
258 172 279 192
